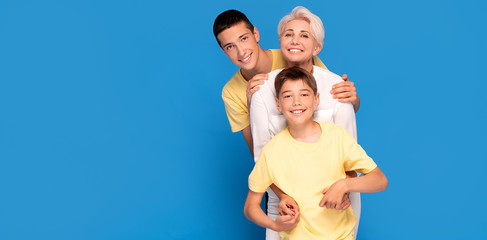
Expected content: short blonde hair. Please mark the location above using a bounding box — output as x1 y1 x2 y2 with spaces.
277 6 324 46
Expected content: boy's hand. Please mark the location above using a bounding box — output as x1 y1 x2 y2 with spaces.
319 179 349 209
330 74 360 111
246 73 268 107
272 211 300 232
278 195 299 217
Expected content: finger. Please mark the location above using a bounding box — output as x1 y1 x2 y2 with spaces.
250 73 269 81
332 86 354 95
333 92 354 99
322 188 328 194
337 96 358 103
319 197 326 207
282 206 296 216
330 83 354 94
287 202 299 211
340 200 351 210
333 81 353 89
342 74 348 81
247 80 265 90
249 86 261 95
278 207 284 216
249 79 266 86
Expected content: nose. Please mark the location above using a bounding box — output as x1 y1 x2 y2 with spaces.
292 99 301 106
291 35 299 45
236 44 245 57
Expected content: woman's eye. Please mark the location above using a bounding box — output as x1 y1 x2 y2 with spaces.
285 33 292 37
301 34 309 38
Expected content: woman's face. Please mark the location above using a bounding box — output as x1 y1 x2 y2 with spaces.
279 19 322 67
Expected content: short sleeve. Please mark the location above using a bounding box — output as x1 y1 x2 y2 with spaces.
340 127 377 174
248 153 272 193
222 87 249 132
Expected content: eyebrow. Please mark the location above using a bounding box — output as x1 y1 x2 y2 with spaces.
280 89 312 94
284 29 310 33
222 33 250 48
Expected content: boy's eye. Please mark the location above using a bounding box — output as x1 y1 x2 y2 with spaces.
225 45 233 51
242 36 248 41
301 93 309 97
283 95 291 98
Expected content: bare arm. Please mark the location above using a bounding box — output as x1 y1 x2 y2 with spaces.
270 184 299 217
241 125 254 158
319 167 388 209
244 190 299 232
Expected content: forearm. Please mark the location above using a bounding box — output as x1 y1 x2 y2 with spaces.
244 190 277 230
269 184 289 200
353 96 360 113
343 167 388 193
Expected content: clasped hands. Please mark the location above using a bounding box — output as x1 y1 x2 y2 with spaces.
273 179 350 232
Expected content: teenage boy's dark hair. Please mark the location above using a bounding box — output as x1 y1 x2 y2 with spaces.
213 9 254 46
275 66 318 97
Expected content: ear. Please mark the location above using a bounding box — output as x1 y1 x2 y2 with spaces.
275 96 282 113
253 26 260 43
312 43 322 56
314 93 320 110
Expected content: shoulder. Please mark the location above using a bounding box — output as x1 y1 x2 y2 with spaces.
261 129 289 152
255 68 283 96
319 121 348 136
268 68 284 80
313 66 344 85
270 49 286 70
222 70 246 98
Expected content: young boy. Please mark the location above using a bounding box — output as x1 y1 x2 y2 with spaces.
244 66 387 240
213 9 360 155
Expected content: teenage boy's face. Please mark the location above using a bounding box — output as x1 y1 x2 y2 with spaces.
279 19 321 65
217 22 261 71
276 79 320 125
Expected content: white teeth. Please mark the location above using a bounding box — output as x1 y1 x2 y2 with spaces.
289 49 301 53
292 110 303 114
242 55 251 62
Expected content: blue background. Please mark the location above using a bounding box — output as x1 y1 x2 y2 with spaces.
1 0 486 239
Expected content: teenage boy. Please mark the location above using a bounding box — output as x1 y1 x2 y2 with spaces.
213 9 360 155
244 66 387 240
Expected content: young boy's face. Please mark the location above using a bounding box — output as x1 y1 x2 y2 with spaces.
217 22 261 71
275 79 320 125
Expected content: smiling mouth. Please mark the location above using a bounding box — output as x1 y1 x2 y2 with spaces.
291 109 305 114
288 49 303 53
240 53 252 63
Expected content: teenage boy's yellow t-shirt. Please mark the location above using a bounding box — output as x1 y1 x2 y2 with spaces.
221 49 327 132
249 122 377 240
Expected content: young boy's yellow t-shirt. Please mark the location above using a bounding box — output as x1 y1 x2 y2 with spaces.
249 122 377 240
221 49 327 132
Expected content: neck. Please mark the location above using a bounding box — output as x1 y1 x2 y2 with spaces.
241 49 273 81
286 59 313 73
288 120 321 143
